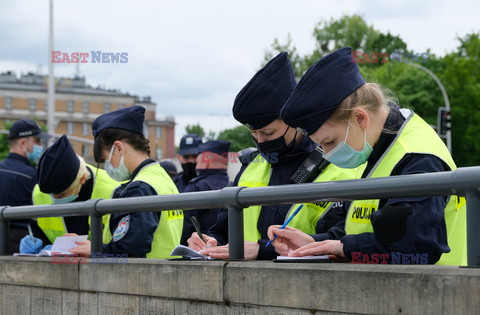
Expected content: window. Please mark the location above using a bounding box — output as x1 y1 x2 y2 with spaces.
82 145 89 157
118 103 125 109
156 148 163 160
67 122 75 134
67 101 74 113
104 103 111 113
156 127 162 139
82 102 89 114
5 98 12 110
82 123 89 136
29 99 36 112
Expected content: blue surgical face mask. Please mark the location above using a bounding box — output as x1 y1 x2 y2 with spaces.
50 194 79 204
104 145 131 181
26 145 43 163
322 122 373 169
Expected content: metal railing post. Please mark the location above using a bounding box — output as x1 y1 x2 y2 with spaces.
466 190 480 266
218 186 246 261
228 205 245 260
88 199 103 257
0 207 8 255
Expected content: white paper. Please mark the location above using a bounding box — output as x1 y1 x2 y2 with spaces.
170 244 212 259
14 235 88 256
50 235 88 255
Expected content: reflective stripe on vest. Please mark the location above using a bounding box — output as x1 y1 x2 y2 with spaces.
131 162 183 259
238 154 271 242
288 163 366 234
345 110 466 265
33 165 119 244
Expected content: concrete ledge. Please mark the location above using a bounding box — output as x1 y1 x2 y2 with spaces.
79 258 227 302
224 262 480 314
2 256 480 314
0 256 78 290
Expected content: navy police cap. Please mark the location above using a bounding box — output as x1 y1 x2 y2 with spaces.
37 135 80 194
160 160 178 176
179 134 203 156
280 47 366 135
233 52 296 130
8 119 52 140
92 105 145 137
198 140 231 156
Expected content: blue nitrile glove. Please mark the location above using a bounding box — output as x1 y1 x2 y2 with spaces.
19 235 43 254
42 245 52 251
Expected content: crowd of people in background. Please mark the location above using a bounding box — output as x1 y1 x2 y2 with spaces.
0 47 466 265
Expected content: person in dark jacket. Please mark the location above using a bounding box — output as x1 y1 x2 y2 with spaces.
268 47 465 265
188 52 336 260
180 140 231 245
0 119 51 253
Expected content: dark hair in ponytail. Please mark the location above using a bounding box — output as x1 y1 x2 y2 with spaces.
93 128 150 163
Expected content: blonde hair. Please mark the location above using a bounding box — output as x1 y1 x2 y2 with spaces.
65 155 91 192
329 83 397 122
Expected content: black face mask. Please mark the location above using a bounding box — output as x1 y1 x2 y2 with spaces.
254 127 297 164
181 162 197 180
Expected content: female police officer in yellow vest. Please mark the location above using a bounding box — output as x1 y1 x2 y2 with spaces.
32 135 119 243
70 105 183 258
190 52 359 260
268 47 466 265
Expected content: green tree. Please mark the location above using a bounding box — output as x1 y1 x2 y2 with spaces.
441 33 480 166
217 125 255 152
185 123 205 138
262 33 306 79
0 121 12 160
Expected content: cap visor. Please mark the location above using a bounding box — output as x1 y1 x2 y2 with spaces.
36 131 53 140
179 147 199 155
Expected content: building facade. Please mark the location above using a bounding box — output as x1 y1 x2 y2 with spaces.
0 71 176 161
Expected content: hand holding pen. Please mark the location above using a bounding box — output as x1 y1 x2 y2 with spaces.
266 204 304 247
187 216 218 251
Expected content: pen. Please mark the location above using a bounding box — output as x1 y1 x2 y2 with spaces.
266 204 304 247
27 224 35 242
191 216 207 244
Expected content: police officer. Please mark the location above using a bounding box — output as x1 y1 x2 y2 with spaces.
18 135 121 252
173 134 203 192
180 140 231 245
0 119 52 253
190 52 333 260
268 47 466 265
70 106 183 258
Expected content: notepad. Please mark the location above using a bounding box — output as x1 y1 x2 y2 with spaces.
169 244 213 260
14 235 88 257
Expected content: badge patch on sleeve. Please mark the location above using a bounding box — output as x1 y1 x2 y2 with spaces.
112 215 130 242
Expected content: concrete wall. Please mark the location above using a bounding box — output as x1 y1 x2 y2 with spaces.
1 257 479 314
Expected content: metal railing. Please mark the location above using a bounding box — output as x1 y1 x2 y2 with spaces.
1 166 479 265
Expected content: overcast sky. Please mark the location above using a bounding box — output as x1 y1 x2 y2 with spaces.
1 0 479 144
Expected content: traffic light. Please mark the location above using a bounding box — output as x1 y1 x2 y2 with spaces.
438 107 451 137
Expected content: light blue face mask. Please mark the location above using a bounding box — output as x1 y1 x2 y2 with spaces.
322 122 373 169
26 145 43 163
104 145 131 181
50 194 78 204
